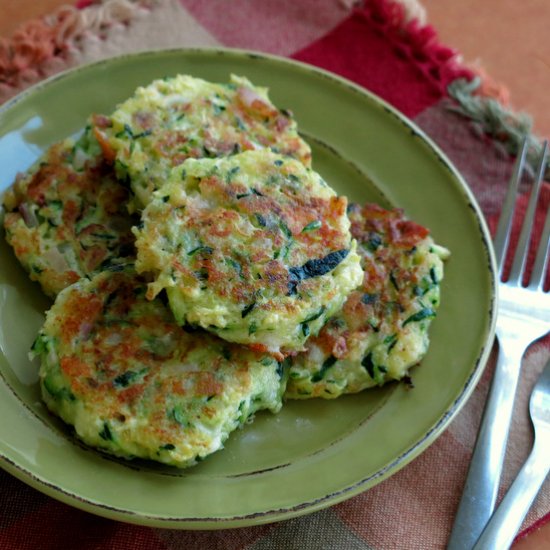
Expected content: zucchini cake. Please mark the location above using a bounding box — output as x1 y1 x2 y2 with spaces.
93 74 312 208
285 203 450 399
134 150 363 354
32 266 287 468
2 128 135 297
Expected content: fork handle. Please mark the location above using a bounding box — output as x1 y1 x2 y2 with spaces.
472 437 550 550
448 342 525 550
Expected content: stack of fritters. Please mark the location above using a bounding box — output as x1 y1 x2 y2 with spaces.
134 150 363 354
92 74 312 209
2 74 449 468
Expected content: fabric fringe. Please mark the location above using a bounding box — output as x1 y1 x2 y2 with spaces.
340 0 427 24
0 0 155 103
447 77 549 179
360 0 547 178
358 0 473 96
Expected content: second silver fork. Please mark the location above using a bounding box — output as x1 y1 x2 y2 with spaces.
472 357 550 549
448 138 550 549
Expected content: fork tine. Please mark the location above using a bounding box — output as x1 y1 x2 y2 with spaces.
528 189 550 291
508 140 549 284
493 136 528 274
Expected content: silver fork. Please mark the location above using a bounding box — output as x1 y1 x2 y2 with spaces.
472 357 550 549
448 138 550 550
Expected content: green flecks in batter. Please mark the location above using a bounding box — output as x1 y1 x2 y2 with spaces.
225 257 243 279
301 306 326 325
384 334 398 352
99 422 113 441
187 245 214 256
301 220 322 233
300 305 326 338
366 234 382 252
234 116 246 131
225 166 240 182
277 356 292 379
194 268 209 282
43 375 76 402
374 366 388 385
90 232 116 241
403 307 436 327
311 355 337 382
361 353 375 378
115 123 152 141
389 271 399 291
170 406 187 427
212 103 226 116
241 301 256 318
113 370 139 388
115 124 134 140
114 159 129 181
278 218 293 239
237 400 251 424
361 353 388 385
254 213 267 227
31 334 50 355
361 293 378 305
274 238 293 261
368 318 380 332
287 249 350 296
412 285 424 297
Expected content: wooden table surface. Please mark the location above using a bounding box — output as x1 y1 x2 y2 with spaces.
1 1 549 548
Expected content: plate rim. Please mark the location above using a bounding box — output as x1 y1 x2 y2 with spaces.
0 46 498 529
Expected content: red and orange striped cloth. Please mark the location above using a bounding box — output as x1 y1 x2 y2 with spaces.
0 1 548 548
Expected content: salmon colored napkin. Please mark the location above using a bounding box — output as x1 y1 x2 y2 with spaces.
1 1 549 548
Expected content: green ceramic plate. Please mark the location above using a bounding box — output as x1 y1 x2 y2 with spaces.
0 49 496 529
